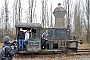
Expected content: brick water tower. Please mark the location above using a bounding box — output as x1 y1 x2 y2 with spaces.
53 3 66 28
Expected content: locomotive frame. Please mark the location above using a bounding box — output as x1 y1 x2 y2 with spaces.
15 23 78 54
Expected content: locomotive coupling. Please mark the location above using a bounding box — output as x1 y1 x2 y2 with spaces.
78 40 83 45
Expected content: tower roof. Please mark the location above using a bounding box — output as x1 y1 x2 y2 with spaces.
54 4 66 12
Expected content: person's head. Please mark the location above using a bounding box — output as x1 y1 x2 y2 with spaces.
27 29 30 33
3 36 10 43
46 30 48 33
20 28 23 31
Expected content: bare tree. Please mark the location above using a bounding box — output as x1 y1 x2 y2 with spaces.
5 0 9 35
86 0 90 43
42 0 49 28
33 1 37 23
63 0 87 37
13 0 18 25
0 6 4 35
13 0 22 23
28 0 34 23
42 0 45 28
50 2 53 28
74 3 82 36
18 0 21 23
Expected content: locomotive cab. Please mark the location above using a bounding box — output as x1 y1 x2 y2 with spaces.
15 23 42 53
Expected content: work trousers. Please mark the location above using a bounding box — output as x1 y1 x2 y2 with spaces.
18 39 24 51
42 39 48 49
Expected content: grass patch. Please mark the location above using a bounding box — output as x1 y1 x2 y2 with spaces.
83 40 90 44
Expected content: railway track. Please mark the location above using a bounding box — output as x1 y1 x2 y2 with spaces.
14 49 90 58
78 49 90 52
14 53 90 60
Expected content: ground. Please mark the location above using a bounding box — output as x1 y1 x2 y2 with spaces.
0 43 90 60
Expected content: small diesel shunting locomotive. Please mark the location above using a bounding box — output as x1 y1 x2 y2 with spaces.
15 23 79 54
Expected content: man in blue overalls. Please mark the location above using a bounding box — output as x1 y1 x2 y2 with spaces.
17 28 25 51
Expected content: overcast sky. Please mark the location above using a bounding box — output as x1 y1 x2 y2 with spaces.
0 0 64 25
0 0 63 17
